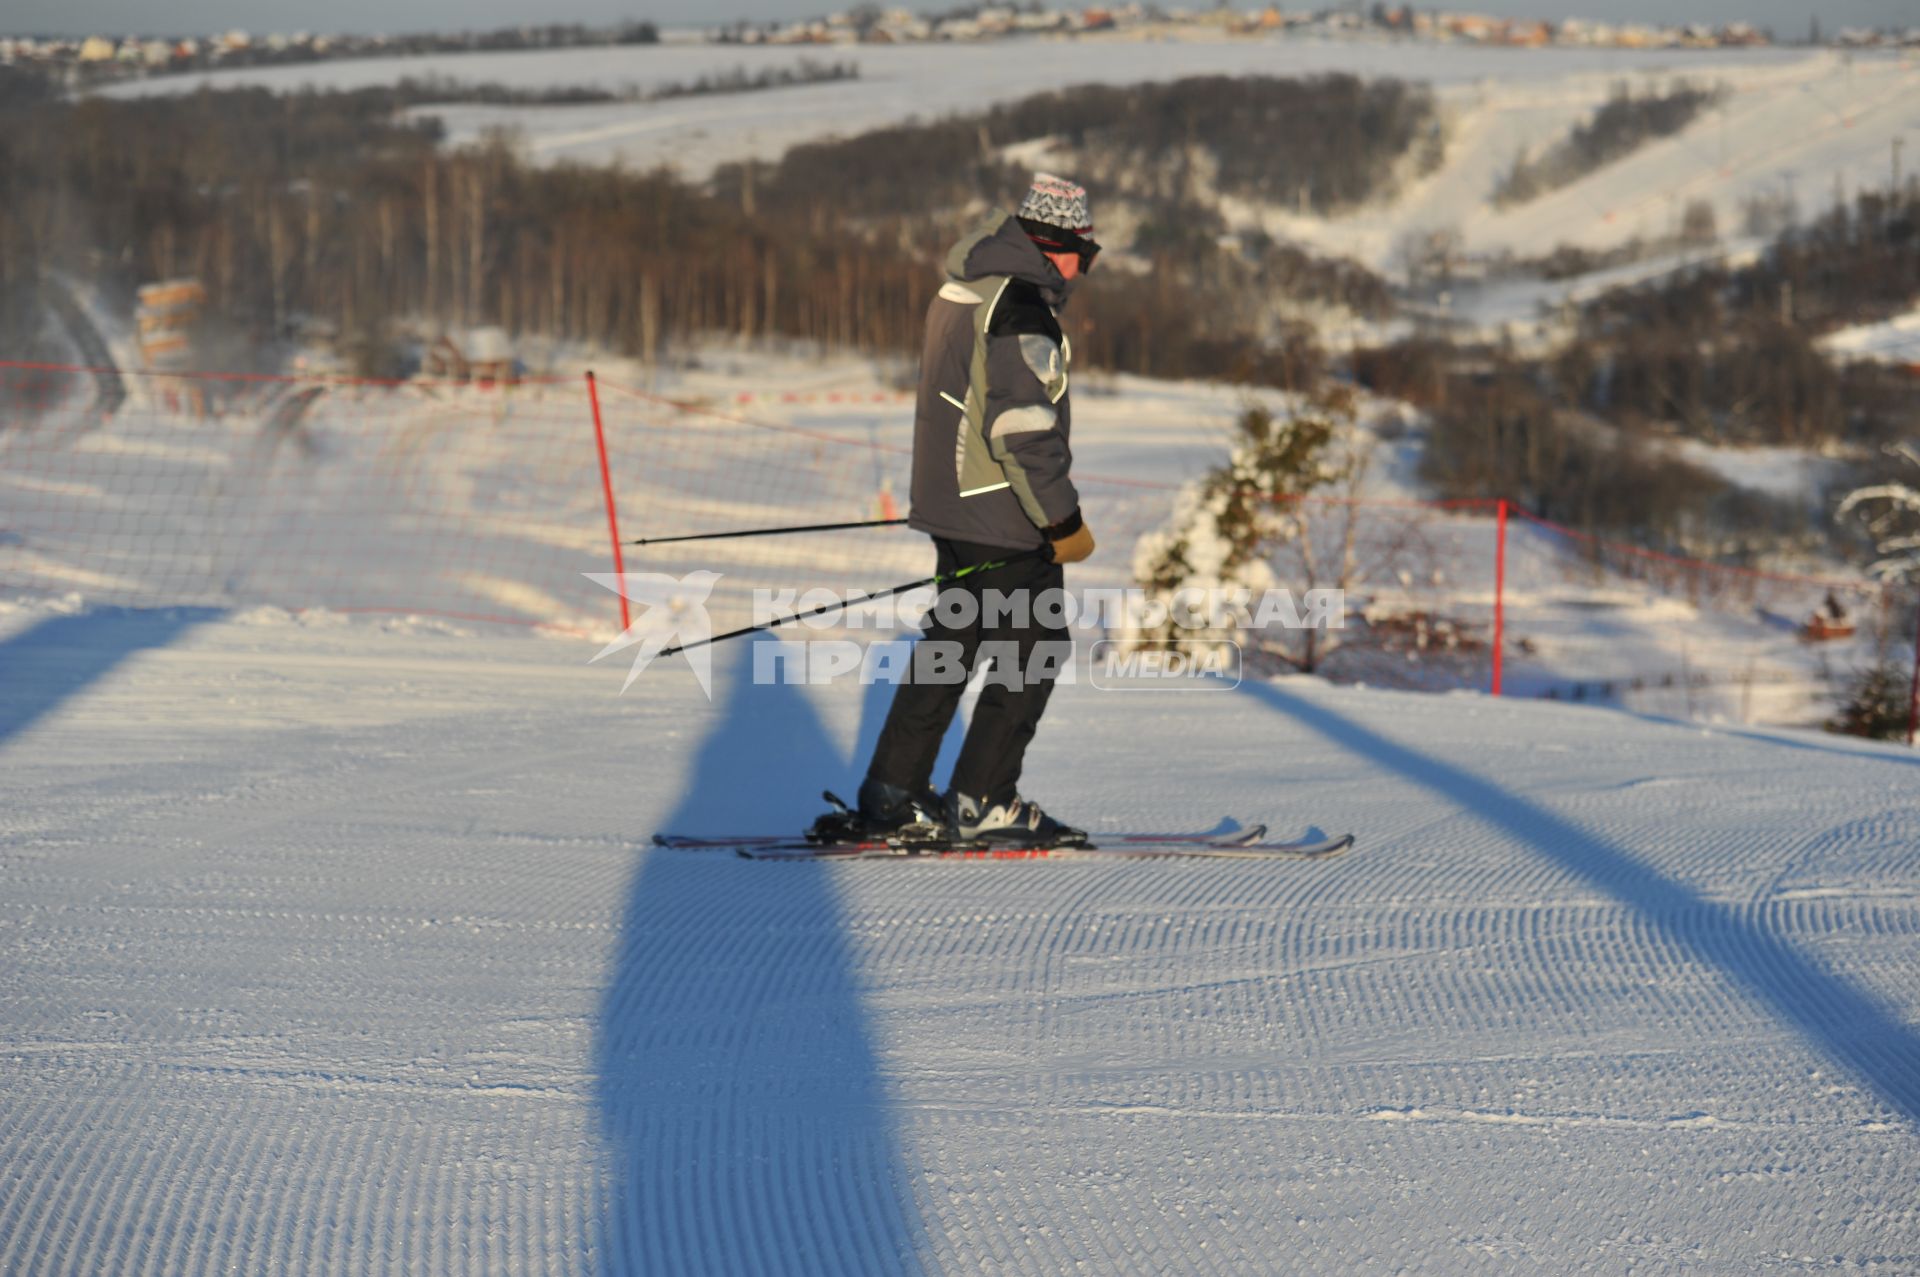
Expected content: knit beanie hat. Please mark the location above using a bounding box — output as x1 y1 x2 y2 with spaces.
1016 173 1093 234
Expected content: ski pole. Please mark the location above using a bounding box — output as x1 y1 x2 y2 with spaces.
655 552 1043 658
628 517 908 547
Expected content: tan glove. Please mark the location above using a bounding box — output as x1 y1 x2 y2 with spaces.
1048 515 1095 565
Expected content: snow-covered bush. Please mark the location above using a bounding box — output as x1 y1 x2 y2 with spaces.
1836 442 1920 583
1131 386 1366 667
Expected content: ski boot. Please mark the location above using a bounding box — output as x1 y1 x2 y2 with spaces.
946 791 1089 849
806 780 946 845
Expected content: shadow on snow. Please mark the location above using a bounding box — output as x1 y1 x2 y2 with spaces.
594 639 927 1274
1237 677 1920 1125
0 606 223 749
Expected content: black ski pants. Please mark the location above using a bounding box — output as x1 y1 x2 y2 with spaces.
866 537 1071 806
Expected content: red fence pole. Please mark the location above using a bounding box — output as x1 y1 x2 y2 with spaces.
1492 498 1508 697
586 371 631 633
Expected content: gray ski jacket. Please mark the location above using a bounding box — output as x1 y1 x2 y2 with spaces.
905 211 1082 552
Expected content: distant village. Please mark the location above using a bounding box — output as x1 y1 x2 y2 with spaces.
6 5 1919 88
724 5 1839 50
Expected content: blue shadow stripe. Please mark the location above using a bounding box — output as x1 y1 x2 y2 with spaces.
595 640 924 1274
0 607 223 748
1237 678 1920 1125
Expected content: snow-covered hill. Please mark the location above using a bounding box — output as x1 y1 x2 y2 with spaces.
98 41 1920 280
2 598 1916 1273
1263 49 1920 271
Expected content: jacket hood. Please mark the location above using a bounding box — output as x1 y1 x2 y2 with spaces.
944 211 1075 308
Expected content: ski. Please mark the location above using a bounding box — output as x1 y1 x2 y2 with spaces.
733 832 1353 861
651 828 1356 861
650 823 1262 852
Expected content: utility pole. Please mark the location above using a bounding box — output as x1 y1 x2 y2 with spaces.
1895 136 1905 192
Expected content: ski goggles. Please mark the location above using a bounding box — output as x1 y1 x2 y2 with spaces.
1018 218 1101 274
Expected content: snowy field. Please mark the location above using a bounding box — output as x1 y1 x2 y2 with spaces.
97 40 1920 277
1822 304 1920 367
3 598 1918 1273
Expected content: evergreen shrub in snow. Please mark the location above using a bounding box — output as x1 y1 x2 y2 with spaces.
1131 386 1364 668
1826 660 1912 742
1832 443 1919 741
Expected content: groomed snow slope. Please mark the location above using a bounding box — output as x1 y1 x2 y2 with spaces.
2 602 1916 1273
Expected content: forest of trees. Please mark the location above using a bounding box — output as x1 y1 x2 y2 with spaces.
1494 81 1722 207
1564 184 1920 446
716 73 1441 221
0 76 944 371
0 70 1401 384
1354 181 1920 559
1580 184 1920 333
995 74 1443 213
379 60 860 108
1412 360 1806 559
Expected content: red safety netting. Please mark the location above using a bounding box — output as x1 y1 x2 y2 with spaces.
1499 508 1912 730
590 375 925 638
0 363 612 633
2 360 1913 738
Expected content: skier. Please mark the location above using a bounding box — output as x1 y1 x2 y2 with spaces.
849 174 1101 847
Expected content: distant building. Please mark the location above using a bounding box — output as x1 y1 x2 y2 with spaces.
423 327 517 385
1447 14 1497 41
